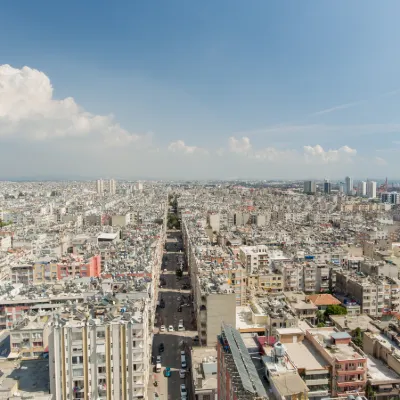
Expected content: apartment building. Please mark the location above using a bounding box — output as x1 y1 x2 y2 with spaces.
9 314 50 359
274 262 302 291
11 255 101 284
217 323 268 400
49 299 150 400
195 276 236 346
239 245 269 274
276 328 331 399
306 328 367 397
247 271 283 294
335 272 386 316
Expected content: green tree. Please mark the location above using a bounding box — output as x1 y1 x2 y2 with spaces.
317 322 326 328
324 305 347 317
352 327 363 348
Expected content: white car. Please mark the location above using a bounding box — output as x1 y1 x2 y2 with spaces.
168 325 174 332
179 369 186 378
160 325 166 332
156 355 161 364
163 268 167 273
180 384 187 399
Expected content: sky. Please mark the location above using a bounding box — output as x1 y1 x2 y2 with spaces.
1 1 400 180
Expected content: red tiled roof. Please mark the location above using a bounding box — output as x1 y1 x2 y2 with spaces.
306 294 341 306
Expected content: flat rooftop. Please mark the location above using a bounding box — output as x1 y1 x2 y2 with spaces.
236 306 265 332
191 347 218 391
367 355 400 381
308 328 365 361
330 314 379 333
285 340 328 370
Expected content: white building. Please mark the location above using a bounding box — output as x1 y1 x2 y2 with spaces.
357 181 367 197
109 179 116 195
345 176 353 195
96 179 104 195
366 181 377 198
49 300 150 400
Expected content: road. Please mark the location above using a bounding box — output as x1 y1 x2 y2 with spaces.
148 230 196 400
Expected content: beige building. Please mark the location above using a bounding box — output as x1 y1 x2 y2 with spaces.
49 299 150 400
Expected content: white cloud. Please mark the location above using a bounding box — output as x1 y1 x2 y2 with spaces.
374 156 388 166
303 144 357 164
228 136 252 154
167 140 207 154
0 64 146 146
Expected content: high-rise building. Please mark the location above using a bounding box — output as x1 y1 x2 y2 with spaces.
96 179 104 195
323 179 331 194
345 176 353 195
381 191 399 204
304 180 316 194
366 181 377 198
357 181 367 197
49 299 150 399
109 178 116 195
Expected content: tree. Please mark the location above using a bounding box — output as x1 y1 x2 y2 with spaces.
352 327 363 348
324 305 347 317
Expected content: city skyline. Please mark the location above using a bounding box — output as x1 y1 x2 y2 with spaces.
2 2 400 179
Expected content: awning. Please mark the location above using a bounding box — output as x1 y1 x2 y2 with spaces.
7 351 20 359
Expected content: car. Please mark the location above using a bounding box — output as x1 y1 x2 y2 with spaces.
160 325 166 332
164 367 171 377
163 268 167 273
168 325 174 332
179 369 186 379
156 355 161 364
177 306 182 312
159 343 164 353
180 384 187 399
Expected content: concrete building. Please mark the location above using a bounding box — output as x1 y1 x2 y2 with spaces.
304 181 316 194
366 181 377 199
96 179 104 196
49 299 150 400
109 179 116 195
191 347 218 400
9 314 50 360
335 272 386 316
306 328 367 397
357 181 367 197
217 323 268 400
324 180 331 194
381 191 399 204
345 176 353 195
196 276 237 347
239 245 269 274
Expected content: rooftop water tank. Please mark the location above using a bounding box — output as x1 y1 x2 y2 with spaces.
274 342 285 357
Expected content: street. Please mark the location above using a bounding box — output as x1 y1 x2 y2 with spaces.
148 230 197 400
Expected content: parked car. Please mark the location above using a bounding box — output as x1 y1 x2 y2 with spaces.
159 343 164 353
168 325 174 332
160 325 166 332
177 306 182 312
180 384 187 399
165 367 171 377
179 369 186 379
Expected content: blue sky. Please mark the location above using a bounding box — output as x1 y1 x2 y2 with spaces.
1 1 400 179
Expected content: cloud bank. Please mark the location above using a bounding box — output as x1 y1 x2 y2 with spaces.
0 64 387 179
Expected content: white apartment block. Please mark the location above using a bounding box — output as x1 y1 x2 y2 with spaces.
49 300 150 400
239 245 269 274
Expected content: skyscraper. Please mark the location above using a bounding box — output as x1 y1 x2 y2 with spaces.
323 179 331 194
366 181 377 198
304 180 316 194
96 179 104 195
109 179 116 195
357 181 366 197
345 176 353 195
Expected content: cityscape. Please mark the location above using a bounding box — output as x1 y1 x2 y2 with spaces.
3 2 400 400
0 178 400 400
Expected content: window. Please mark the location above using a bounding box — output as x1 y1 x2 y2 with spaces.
72 368 84 377
97 330 105 339
72 356 84 364
98 366 106 374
